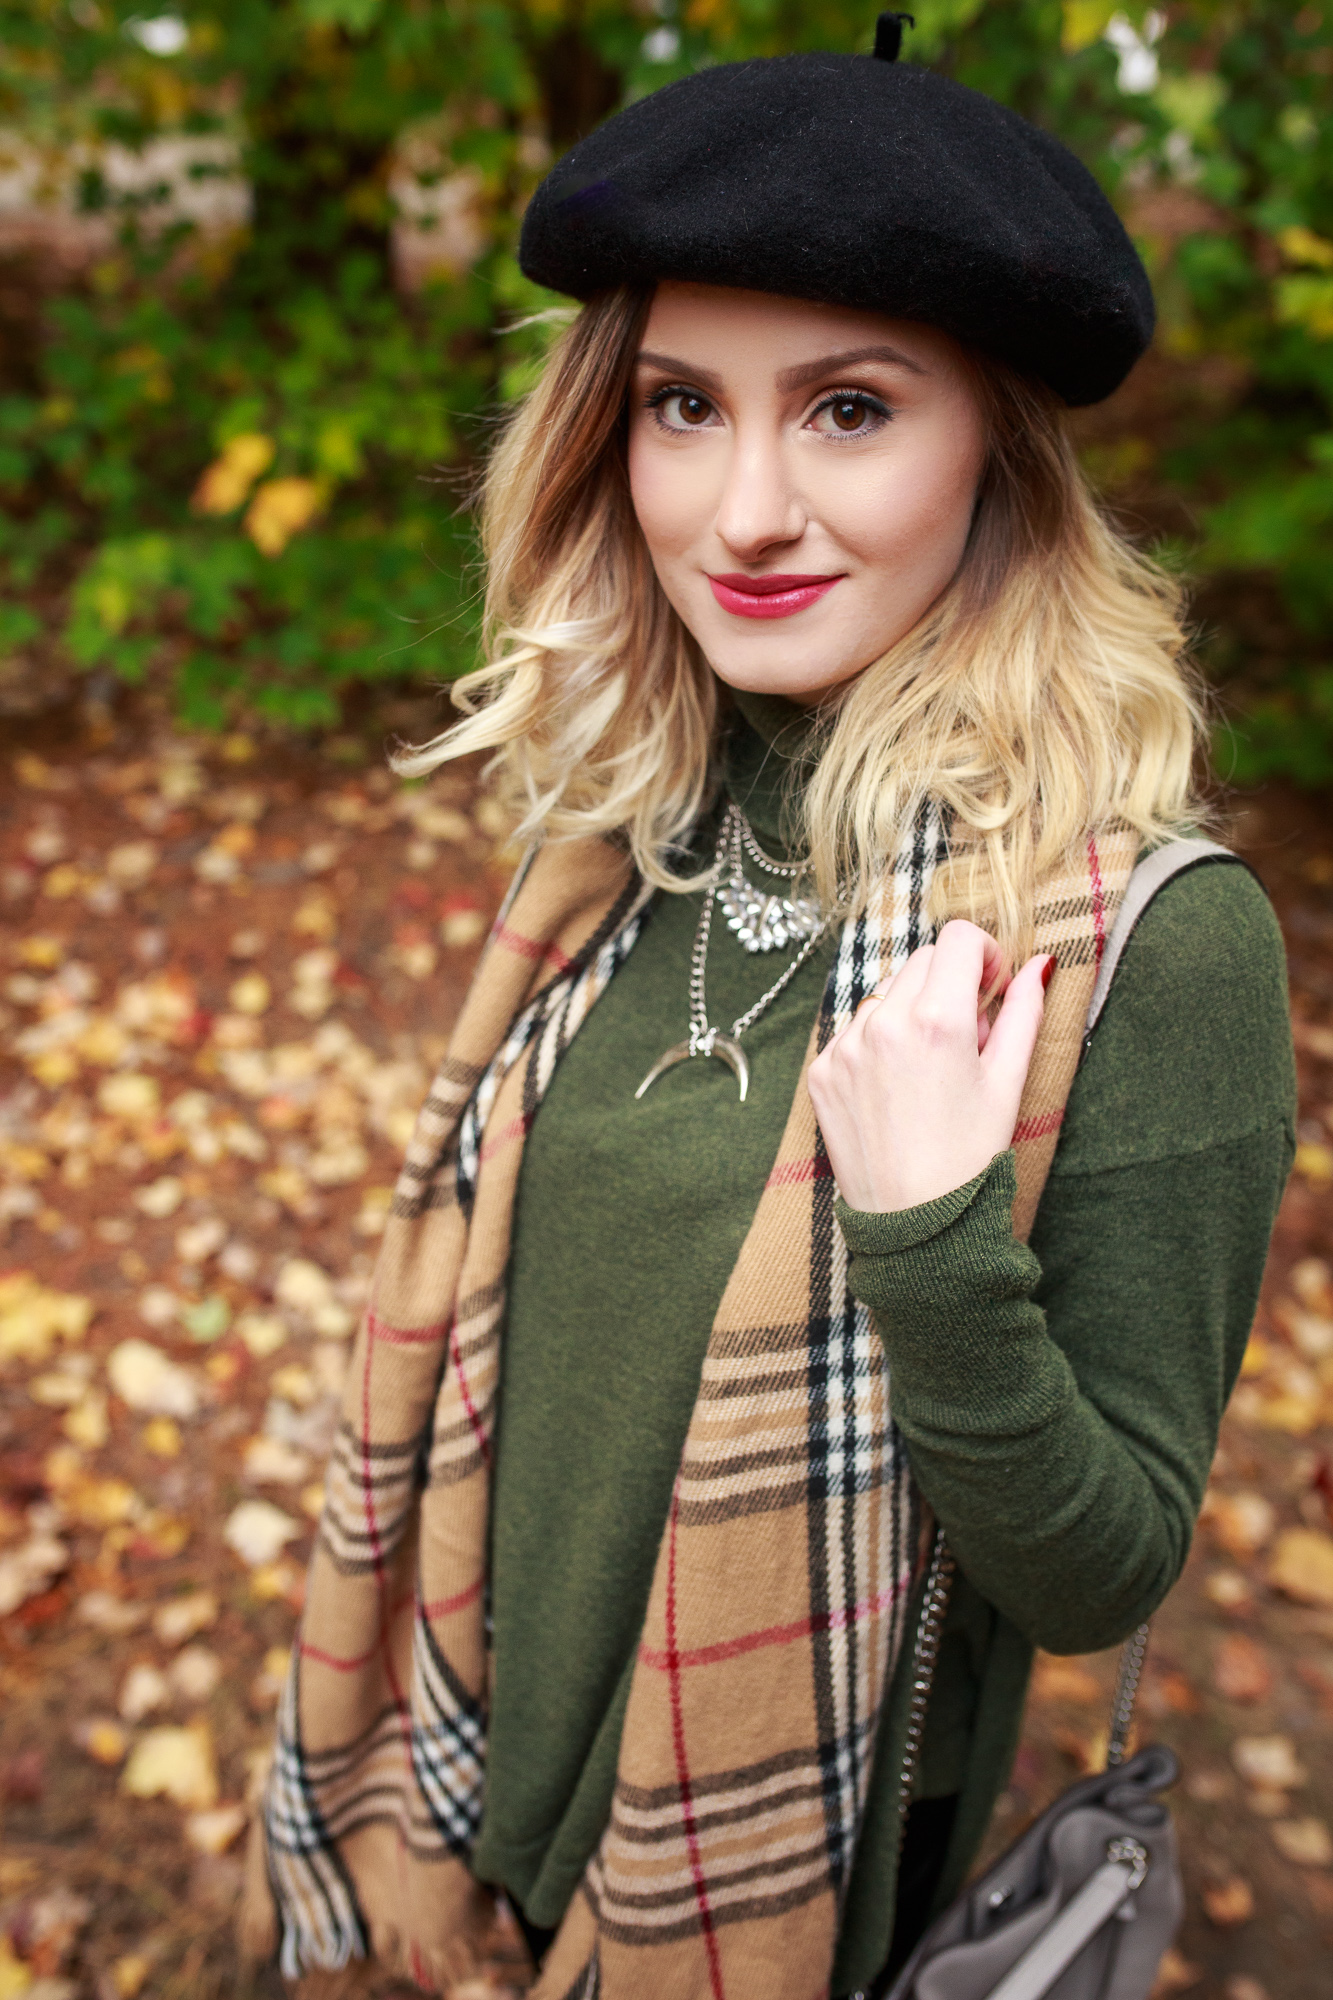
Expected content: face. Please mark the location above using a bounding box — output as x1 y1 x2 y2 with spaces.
627 284 989 704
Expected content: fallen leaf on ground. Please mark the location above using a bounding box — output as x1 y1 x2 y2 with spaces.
1271 1816 1333 1866
1153 1948 1203 1996
1031 1656 1102 1705
152 1589 218 1646
269 1363 316 1405
228 972 271 1016
1291 1257 1333 1315
1294 1141 1333 1185
1231 1734 1307 1789
118 1662 171 1724
128 1508 191 1560
184 1802 247 1855
1274 1299 1333 1360
133 1176 184 1220
106 1339 199 1418
141 1416 181 1457
0 1273 93 1364
176 1217 227 1266
77 1591 147 1636
108 1953 153 1998
180 1294 231 1343
1203 1569 1253 1612
235 1310 287 1358
97 1072 160 1120
249 1556 304 1604
243 1435 311 1486
48 1462 138 1529
168 1644 222 1703
1201 1874 1254 1926
73 1718 129 1766
1223 1980 1269 2000
1269 1526 1333 1605
1213 1633 1274 1703
1202 1488 1276 1558
1143 1669 1202 1716
120 1721 218 1810
62 1389 108 1449
0 1530 69 1617
223 1499 300 1568
249 1646 290 1712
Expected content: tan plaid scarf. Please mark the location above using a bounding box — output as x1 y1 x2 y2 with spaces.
244 815 1137 2000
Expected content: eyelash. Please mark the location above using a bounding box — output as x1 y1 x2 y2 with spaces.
643 385 895 437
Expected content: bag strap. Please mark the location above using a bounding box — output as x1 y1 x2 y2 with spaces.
1083 836 1235 1048
897 837 1243 1837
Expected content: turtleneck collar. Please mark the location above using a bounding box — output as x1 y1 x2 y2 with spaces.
720 687 821 859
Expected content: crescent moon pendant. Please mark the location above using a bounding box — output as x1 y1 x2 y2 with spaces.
634 1035 751 1103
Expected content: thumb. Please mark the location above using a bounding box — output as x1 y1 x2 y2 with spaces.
980 953 1051 1103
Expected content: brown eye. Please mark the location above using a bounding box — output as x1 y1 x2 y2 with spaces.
677 394 711 425
830 396 867 431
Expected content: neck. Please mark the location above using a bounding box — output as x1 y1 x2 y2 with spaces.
721 685 822 859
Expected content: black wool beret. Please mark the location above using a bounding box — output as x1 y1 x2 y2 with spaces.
519 45 1154 407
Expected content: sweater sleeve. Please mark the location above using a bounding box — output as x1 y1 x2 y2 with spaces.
837 861 1296 1656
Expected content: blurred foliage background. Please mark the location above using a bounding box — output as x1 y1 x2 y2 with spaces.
0 0 1330 779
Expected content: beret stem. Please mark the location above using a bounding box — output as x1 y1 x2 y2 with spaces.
873 12 914 62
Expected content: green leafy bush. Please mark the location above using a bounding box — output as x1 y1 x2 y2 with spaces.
0 1 1330 778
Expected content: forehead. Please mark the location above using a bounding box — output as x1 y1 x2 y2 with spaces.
640 283 961 376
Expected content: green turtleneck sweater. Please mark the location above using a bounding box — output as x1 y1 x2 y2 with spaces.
470 693 1295 1991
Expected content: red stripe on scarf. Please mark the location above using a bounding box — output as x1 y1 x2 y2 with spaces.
365 1310 448 1348
448 1314 492 1468
765 1155 836 1189
300 1588 415 1670
361 1324 414 1748
480 1114 529 1164
639 1579 905 1672
665 1487 726 1999
1012 1108 1064 1145
494 921 573 973
419 1577 486 1622
1088 833 1108 964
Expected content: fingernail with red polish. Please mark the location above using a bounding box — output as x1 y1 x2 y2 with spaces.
1040 956 1056 990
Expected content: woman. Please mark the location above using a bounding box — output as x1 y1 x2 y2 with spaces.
245 30 1295 2000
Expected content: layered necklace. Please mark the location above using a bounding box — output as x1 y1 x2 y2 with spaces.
635 803 830 1104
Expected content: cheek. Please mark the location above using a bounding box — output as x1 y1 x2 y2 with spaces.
832 423 983 577
628 432 701 562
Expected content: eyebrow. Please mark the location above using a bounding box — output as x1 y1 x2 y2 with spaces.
776 344 927 389
635 343 927 393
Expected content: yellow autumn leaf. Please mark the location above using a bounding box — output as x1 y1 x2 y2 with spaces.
1270 1526 1333 1606
1277 224 1333 272
1276 278 1333 345
1061 0 1117 52
243 476 324 557
0 1936 32 2000
0 1272 94 1365
191 432 275 515
121 1720 219 1811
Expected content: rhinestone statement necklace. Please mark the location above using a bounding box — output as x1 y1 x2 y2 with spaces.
635 804 829 1104
716 810 824 953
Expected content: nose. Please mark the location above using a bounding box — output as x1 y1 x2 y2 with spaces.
712 422 806 561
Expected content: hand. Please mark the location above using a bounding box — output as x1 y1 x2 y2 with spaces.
806 920 1053 1213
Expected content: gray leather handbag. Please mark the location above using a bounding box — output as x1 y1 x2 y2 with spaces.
877 1538 1183 2000
871 843 1238 2000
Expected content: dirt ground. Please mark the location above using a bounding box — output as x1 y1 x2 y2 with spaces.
1 687 1331 2000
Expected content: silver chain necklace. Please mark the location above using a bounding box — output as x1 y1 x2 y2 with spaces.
717 808 824 952
635 804 830 1104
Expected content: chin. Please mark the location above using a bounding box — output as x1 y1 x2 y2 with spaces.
708 650 863 705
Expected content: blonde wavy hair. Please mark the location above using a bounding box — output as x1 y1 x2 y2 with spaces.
400 286 1205 963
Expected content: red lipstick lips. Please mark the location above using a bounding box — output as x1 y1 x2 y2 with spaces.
708 572 844 619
